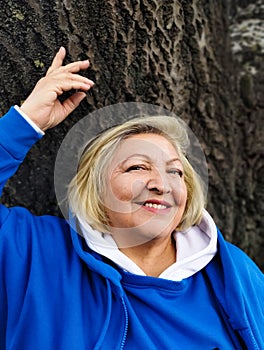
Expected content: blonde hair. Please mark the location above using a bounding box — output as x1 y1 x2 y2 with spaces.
67 115 205 232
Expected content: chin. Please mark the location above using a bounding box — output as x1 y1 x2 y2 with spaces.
109 221 175 248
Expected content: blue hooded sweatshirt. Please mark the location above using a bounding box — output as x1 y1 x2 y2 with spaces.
0 107 263 349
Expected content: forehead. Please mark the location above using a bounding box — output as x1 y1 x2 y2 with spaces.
112 133 180 162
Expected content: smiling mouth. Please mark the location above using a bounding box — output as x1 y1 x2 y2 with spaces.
144 203 168 210
137 200 172 211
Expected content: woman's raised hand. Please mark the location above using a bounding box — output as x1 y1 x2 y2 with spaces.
20 47 94 131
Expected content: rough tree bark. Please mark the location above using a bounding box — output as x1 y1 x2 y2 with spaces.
0 0 263 269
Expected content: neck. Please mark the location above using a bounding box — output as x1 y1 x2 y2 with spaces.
119 235 176 277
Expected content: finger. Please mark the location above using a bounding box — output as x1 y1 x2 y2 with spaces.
48 71 94 93
62 92 87 116
54 70 94 83
58 59 90 74
67 73 95 86
46 47 66 75
53 82 92 96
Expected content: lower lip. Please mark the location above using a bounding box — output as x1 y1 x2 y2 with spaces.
141 205 171 214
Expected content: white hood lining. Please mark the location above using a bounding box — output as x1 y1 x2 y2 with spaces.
78 209 217 281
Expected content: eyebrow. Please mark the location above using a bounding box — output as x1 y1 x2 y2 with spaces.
122 154 182 165
166 157 182 165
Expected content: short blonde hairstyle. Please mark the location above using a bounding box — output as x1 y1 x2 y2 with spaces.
68 116 205 232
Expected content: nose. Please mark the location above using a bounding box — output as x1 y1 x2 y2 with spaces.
146 169 171 194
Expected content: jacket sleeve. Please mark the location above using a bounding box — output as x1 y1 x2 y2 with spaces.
0 107 43 226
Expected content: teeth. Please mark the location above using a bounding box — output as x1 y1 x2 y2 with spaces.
144 203 167 209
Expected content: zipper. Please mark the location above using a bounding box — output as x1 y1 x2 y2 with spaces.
120 297 128 350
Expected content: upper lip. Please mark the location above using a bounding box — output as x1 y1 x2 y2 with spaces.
136 199 172 207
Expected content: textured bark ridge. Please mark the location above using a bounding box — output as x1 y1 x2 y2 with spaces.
229 0 264 268
0 0 263 269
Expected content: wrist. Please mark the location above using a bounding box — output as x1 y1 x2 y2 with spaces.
15 105 45 135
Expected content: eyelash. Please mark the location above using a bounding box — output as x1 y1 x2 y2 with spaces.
168 169 183 177
126 165 147 172
126 166 183 177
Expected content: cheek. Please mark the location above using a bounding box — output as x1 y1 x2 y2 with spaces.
111 177 146 202
103 177 146 216
172 180 188 206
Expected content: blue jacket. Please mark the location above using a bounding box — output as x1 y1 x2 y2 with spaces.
0 108 263 349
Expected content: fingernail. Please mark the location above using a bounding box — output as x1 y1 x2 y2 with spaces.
59 46 66 53
87 79 94 85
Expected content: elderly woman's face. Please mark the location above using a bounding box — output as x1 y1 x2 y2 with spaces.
103 133 187 246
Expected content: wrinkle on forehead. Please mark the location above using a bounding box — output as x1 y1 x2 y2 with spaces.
110 134 182 168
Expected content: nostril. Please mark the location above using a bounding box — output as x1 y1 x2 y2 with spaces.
149 187 163 194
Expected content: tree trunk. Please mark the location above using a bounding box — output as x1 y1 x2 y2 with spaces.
0 0 263 269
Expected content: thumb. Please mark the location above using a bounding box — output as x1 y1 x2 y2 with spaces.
62 92 87 116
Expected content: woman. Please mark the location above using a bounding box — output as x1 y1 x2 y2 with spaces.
0 47 263 349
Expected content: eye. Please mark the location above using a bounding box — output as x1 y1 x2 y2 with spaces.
126 165 147 172
168 169 183 177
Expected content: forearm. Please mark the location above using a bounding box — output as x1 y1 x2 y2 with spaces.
0 107 43 197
